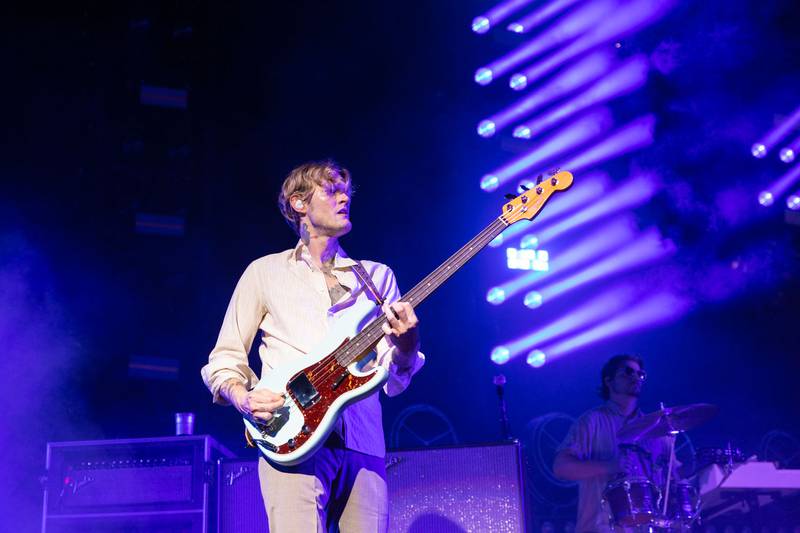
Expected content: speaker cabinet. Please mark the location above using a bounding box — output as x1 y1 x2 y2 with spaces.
386 441 526 533
215 442 526 533
42 435 233 533
217 458 268 533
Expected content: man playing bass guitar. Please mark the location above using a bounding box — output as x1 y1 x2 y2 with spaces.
201 159 424 532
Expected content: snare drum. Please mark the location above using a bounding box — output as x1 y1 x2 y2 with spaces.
602 476 661 527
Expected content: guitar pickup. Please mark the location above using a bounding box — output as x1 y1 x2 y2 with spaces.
331 371 349 390
288 372 320 409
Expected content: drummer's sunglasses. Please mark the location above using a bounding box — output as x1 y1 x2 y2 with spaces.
619 366 647 380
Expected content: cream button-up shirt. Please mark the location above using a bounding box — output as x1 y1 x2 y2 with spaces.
201 241 425 458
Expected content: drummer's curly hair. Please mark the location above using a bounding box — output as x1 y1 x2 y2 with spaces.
599 354 644 400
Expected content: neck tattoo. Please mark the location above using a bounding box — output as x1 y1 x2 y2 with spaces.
300 222 311 246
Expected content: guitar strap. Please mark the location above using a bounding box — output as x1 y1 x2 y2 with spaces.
350 260 385 308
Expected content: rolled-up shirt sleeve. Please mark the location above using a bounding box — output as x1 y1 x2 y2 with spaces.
374 266 425 397
201 261 265 404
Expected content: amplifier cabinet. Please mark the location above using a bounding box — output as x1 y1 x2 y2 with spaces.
214 442 527 533
217 457 268 533
42 435 233 533
386 441 527 533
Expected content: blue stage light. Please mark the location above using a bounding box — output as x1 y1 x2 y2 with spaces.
500 216 638 300
534 229 672 305
513 125 532 139
758 191 774 207
475 67 493 86
512 0 676 86
502 286 638 358
491 346 511 364
480 174 500 192
760 164 800 203
472 16 491 34
751 105 800 159
523 290 543 309
512 55 648 141
751 143 767 159
539 292 689 360
779 135 800 164
787 194 800 210
485 108 613 189
478 119 497 138
509 73 528 91
479 50 612 137
487 287 507 305
526 349 546 367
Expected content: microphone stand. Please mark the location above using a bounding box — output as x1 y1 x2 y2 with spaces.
494 374 512 440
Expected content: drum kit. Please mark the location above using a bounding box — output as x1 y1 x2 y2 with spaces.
602 403 718 531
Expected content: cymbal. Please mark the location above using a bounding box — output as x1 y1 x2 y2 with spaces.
617 403 718 442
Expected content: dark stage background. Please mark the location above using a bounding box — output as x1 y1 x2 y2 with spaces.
2 1 799 529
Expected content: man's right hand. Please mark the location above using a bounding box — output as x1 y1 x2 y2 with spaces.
223 380 285 422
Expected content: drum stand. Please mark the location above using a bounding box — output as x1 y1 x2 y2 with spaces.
662 433 677 518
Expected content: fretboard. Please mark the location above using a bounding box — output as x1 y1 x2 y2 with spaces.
334 216 509 367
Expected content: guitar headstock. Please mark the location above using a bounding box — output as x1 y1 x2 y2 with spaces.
500 170 573 225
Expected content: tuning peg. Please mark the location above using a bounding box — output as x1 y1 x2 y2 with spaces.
504 193 517 200
535 174 543 185
548 167 560 177
519 184 530 191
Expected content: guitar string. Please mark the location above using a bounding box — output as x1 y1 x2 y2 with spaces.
259 191 553 440
335 219 506 364
269 194 549 434
310 217 508 383
323 187 555 376
263 216 510 427
266 217 507 428
304 195 541 389
302 191 552 390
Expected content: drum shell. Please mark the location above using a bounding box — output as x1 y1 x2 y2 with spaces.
666 481 699 523
603 477 661 527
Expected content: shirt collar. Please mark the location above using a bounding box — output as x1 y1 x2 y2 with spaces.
605 399 642 420
291 240 357 270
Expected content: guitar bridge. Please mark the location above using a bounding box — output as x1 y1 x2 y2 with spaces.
252 437 278 453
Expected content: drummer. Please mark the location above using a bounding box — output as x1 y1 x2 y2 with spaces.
553 354 678 532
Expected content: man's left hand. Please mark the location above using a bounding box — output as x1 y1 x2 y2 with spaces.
381 301 420 360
